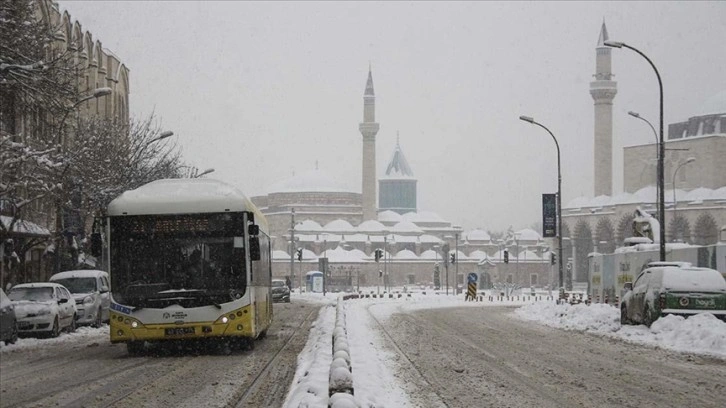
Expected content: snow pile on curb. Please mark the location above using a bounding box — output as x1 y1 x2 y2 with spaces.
283 305 336 407
329 298 356 407
515 301 726 359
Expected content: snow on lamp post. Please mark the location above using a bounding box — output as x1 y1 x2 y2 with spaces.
519 115 563 290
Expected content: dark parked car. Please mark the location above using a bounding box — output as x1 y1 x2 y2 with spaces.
0 288 19 345
621 262 726 326
271 279 291 303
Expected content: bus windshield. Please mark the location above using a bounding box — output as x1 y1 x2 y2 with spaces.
109 214 247 308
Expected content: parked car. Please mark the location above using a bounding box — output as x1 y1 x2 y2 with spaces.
7 283 77 337
621 263 726 326
0 288 18 345
271 279 291 303
50 270 110 327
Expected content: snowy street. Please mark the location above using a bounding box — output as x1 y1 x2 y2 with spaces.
0 301 322 408
2 294 726 407
363 304 725 407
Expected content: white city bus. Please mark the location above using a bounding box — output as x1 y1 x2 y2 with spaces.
104 178 272 354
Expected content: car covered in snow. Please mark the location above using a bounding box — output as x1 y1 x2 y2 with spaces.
272 279 291 303
49 270 110 327
0 288 18 345
7 283 77 337
620 263 726 326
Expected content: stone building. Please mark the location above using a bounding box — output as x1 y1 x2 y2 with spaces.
1 0 130 284
562 23 726 284
252 68 552 290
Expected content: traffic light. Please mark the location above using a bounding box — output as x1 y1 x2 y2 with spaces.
450 253 456 264
550 252 556 265
296 248 303 261
503 249 509 264
374 248 382 262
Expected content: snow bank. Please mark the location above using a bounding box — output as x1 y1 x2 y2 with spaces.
515 302 726 359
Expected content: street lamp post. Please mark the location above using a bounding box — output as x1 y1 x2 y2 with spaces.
605 40 665 261
519 115 563 289
628 111 659 216
56 87 113 145
193 168 215 178
672 157 696 222
54 88 112 274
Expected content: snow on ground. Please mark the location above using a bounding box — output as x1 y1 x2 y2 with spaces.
515 301 726 359
284 290 537 407
0 325 108 353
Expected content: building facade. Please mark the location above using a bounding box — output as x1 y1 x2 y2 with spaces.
562 24 726 285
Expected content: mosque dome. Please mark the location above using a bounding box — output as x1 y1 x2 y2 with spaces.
267 168 356 194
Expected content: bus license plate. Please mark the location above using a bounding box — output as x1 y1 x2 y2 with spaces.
165 327 195 336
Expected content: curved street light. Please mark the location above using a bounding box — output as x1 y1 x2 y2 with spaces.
672 157 695 222
628 110 660 217
194 168 215 178
57 87 113 145
605 40 665 261
519 115 564 290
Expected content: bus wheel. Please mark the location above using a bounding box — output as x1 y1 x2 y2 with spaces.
127 341 145 356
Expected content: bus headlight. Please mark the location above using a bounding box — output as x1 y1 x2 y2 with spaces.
221 316 228 324
131 321 138 328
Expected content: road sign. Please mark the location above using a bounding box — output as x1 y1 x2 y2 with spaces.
467 273 478 283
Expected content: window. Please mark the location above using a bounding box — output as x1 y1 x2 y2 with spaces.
506 274 513 284
530 274 538 286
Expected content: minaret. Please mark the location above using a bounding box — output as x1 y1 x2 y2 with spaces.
590 21 617 197
359 66 380 221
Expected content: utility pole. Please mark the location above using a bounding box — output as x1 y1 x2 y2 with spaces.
289 208 295 289
455 233 459 294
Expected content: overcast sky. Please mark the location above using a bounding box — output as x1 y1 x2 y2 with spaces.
63 1 726 233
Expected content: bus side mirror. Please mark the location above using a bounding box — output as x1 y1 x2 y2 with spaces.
249 237 261 261
623 282 633 291
90 232 103 257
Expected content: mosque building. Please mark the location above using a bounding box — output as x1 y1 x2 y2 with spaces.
562 22 726 283
251 68 553 290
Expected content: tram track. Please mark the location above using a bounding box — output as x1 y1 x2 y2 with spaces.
365 304 450 408
232 307 318 408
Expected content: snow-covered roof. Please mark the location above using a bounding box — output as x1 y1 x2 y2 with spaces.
393 249 418 260
468 250 488 260
381 138 415 180
401 211 446 224
565 185 726 209
1 215 51 237
272 250 290 260
357 220 386 233
517 249 541 260
465 229 491 242
49 270 106 280
418 234 443 244
323 246 367 263
378 210 402 223
106 179 267 231
391 221 424 234
324 219 355 232
515 228 541 241
418 249 440 260
266 168 357 194
295 220 323 232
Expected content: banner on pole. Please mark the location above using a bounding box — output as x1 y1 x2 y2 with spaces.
542 193 557 238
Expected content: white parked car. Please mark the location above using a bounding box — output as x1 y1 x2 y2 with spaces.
7 283 77 337
50 270 110 327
